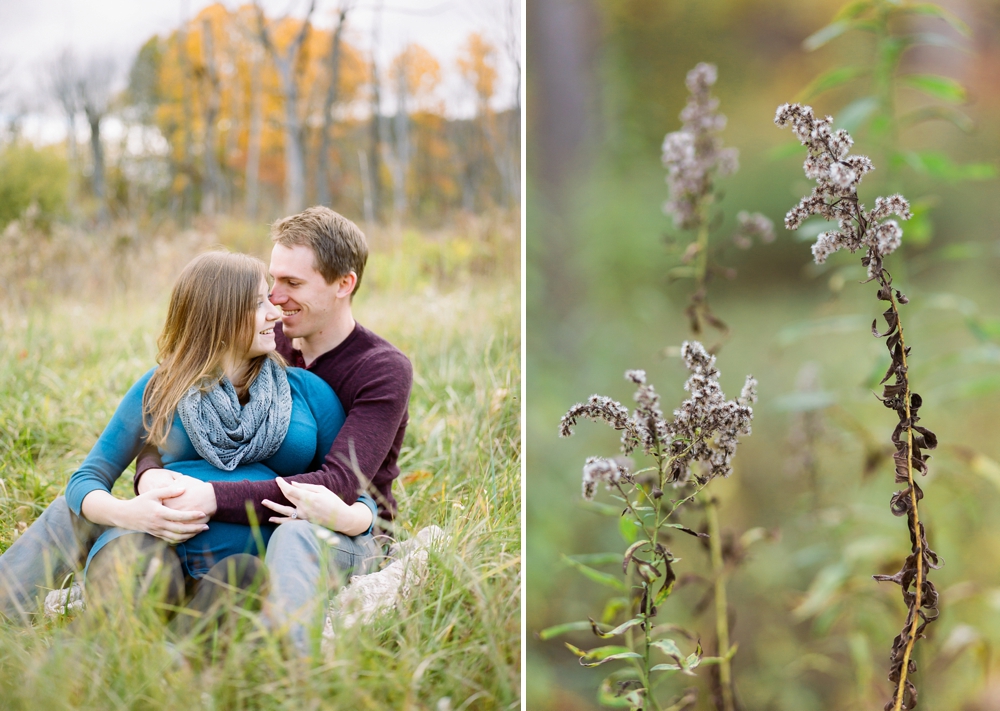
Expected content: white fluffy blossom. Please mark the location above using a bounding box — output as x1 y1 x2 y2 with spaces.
775 103 910 268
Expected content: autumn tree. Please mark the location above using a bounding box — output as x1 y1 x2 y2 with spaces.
457 32 509 209
254 0 317 214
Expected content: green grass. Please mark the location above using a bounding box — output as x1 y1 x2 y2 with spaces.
0 234 520 709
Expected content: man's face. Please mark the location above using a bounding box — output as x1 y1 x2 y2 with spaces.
268 243 340 339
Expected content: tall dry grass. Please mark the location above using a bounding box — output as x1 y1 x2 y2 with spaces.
0 213 520 710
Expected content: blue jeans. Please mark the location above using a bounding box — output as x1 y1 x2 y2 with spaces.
0 496 381 648
263 520 382 654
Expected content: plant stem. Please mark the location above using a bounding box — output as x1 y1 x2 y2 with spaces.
888 289 924 711
702 491 734 711
695 216 710 291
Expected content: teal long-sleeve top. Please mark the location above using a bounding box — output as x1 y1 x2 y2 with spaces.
67 366 373 579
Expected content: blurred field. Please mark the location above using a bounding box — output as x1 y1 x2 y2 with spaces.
527 0 1000 708
0 216 520 710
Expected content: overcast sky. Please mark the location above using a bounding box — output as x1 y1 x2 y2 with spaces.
0 0 520 142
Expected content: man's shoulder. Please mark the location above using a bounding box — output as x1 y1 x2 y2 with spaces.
352 324 411 372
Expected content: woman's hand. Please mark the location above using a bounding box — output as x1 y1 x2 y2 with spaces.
136 467 180 495
262 478 373 536
81 488 210 544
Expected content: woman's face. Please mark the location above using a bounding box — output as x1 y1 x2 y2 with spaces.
246 278 282 359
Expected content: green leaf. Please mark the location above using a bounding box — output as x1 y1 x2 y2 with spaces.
622 540 650 573
567 552 625 566
768 140 805 161
619 513 641 545
566 643 643 667
649 663 683 673
901 31 969 53
590 616 646 639
904 151 997 182
796 66 869 101
661 522 708 538
869 113 893 138
938 242 983 262
902 3 971 36
803 20 852 51
649 639 702 676
650 638 684 658
899 105 974 133
793 561 850 620
772 390 837 412
580 500 623 517
597 671 645 708
835 96 880 133
777 315 870 347
833 0 873 22
653 576 675 607
538 620 593 640
903 197 935 246
601 597 630 624
901 74 966 103
562 554 627 591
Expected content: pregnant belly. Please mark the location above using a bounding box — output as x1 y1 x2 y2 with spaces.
175 521 276 579
161 460 279 577
165 459 280 483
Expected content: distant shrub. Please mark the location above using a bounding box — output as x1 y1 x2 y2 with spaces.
0 143 70 231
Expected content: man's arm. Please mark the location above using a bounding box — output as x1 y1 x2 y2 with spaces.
211 350 412 525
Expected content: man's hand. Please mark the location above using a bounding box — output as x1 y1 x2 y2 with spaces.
136 467 180 495
157 475 218 517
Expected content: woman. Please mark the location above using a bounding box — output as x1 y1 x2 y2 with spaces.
65 251 376 627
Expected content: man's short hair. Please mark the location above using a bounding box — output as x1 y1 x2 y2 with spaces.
270 206 368 294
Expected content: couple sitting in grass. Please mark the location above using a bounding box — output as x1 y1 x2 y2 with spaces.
0 207 412 652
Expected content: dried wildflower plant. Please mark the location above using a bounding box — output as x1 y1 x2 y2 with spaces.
777 102 940 711
661 63 774 340
546 342 756 711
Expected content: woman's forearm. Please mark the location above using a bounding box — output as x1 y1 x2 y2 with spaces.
331 502 374 536
80 490 133 529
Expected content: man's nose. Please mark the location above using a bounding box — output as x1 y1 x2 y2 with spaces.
269 288 286 304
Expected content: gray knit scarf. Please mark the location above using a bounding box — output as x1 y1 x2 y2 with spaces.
176 357 292 471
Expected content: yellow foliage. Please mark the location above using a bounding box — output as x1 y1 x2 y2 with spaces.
457 32 498 105
152 3 369 198
391 43 443 113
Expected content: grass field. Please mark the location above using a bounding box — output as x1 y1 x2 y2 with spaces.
0 220 521 710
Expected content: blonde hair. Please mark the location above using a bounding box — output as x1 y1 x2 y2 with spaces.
143 251 283 447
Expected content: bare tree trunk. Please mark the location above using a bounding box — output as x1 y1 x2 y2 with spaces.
316 4 350 208
389 60 411 220
201 18 221 216
76 54 117 224
255 0 316 215
84 108 106 216
178 23 196 222
368 1 383 222
358 149 374 226
244 46 263 220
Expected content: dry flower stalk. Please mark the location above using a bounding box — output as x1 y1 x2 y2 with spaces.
776 102 940 711
556 342 756 711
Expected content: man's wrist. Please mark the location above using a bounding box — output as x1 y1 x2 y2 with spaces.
206 482 219 516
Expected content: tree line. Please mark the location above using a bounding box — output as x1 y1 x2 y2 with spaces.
16 1 519 227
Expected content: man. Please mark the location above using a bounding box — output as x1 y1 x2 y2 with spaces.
0 207 412 648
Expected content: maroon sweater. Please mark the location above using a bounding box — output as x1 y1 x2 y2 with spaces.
137 321 411 523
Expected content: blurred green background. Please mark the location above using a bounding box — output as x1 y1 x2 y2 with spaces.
526 0 1000 709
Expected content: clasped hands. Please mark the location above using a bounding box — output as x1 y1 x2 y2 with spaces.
136 469 371 541
135 468 217 543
